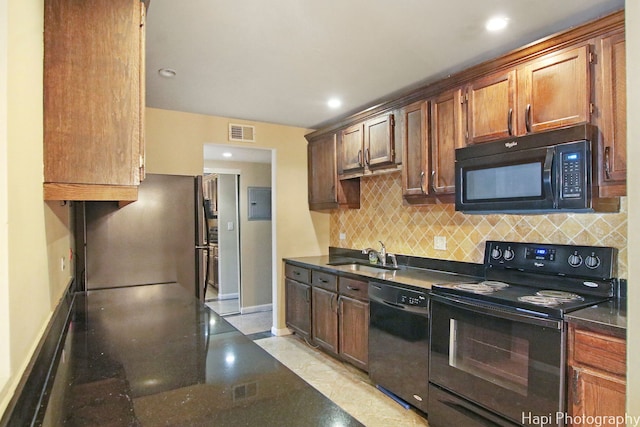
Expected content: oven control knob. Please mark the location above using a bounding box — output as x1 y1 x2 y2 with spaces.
585 255 601 269
568 253 583 267
503 248 515 261
491 248 502 260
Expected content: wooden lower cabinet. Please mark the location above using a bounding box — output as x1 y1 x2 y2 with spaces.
285 263 370 371
312 287 339 354
285 278 311 339
567 323 626 426
339 296 369 371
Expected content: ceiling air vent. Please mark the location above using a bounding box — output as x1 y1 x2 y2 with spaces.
229 124 256 142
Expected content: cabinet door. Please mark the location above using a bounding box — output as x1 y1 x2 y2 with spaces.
44 0 144 200
568 367 626 426
339 296 369 371
519 45 591 134
308 134 339 208
285 278 311 338
467 70 517 144
598 32 626 195
365 114 395 169
340 123 365 174
431 88 465 195
401 101 430 199
312 287 339 354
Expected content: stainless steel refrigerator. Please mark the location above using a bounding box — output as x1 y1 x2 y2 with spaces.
80 174 208 300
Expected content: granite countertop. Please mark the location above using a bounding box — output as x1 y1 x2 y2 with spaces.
565 298 627 338
285 254 481 291
43 283 362 426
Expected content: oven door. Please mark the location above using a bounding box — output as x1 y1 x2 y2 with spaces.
429 294 565 427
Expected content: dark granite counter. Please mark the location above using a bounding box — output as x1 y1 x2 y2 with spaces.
43 283 363 426
285 250 482 292
565 299 627 338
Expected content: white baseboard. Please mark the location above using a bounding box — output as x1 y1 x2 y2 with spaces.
217 292 238 300
240 303 272 314
271 326 292 336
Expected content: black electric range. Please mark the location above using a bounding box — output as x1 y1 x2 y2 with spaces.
432 240 618 320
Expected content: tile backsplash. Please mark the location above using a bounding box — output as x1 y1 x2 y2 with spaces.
330 172 628 278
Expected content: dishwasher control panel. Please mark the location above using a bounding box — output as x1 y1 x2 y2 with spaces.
369 282 429 310
399 294 428 307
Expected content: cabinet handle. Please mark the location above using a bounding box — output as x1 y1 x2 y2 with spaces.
346 286 360 291
507 108 513 136
431 170 436 193
604 146 611 180
525 104 532 133
305 288 310 303
319 278 328 283
572 369 581 406
358 149 363 167
365 148 370 165
420 171 426 193
294 271 300 276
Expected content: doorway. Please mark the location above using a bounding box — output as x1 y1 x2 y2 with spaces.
204 172 241 315
202 144 273 318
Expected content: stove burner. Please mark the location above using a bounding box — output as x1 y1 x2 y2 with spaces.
454 281 509 294
517 295 562 307
518 290 585 307
535 290 584 302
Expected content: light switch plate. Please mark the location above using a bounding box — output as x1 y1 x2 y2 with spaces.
434 236 447 251
227 221 234 231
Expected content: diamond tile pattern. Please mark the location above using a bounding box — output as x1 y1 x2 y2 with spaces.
330 173 628 278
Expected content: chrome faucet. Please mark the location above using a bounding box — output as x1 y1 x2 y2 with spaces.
362 241 397 267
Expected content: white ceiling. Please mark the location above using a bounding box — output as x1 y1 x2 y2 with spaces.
145 0 624 162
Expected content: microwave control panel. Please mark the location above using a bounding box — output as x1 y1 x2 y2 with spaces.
561 151 584 199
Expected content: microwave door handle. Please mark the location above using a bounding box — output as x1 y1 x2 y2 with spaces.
543 147 556 207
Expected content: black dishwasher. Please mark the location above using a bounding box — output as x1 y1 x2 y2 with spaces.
368 282 430 414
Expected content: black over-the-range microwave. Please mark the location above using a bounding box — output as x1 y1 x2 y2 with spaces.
455 124 611 214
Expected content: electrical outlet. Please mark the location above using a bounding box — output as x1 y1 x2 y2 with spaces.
339 232 346 241
434 236 447 251
227 222 234 231
60 256 66 271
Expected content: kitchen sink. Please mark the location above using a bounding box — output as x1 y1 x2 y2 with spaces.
327 261 398 274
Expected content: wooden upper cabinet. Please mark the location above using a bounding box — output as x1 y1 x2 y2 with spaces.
597 31 626 196
401 101 432 202
339 114 396 178
307 134 360 210
364 114 395 169
431 88 465 195
518 45 592 135
340 123 365 174
43 0 146 202
466 70 517 144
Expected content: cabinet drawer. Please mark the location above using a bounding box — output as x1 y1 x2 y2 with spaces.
339 277 368 301
311 271 338 292
285 264 310 284
572 327 626 376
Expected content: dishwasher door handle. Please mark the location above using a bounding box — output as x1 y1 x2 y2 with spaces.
382 300 405 309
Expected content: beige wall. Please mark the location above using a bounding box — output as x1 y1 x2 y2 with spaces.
145 108 330 331
206 160 273 310
1 0 74 415
626 1 639 414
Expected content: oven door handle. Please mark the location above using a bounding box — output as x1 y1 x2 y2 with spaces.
430 293 563 330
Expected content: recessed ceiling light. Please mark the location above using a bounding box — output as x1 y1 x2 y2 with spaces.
327 98 342 109
222 152 232 158
485 16 509 32
158 68 177 78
